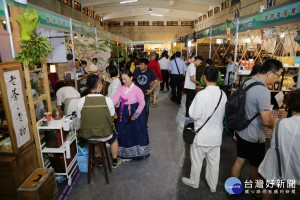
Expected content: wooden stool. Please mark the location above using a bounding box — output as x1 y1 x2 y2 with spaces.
88 141 112 184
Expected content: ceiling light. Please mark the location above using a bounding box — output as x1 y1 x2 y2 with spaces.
2 20 6 24
149 7 153 13
151 13 163 17
280 32 285 38
174 42 177 46
188 41 192 47
120 0 138 4
245 38 251 43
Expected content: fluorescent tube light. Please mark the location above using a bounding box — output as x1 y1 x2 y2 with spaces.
120 0 138 4
151 13 163 17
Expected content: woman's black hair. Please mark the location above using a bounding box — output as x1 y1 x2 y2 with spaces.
81 74 100 97
205 59 214 66
107 65 119 78
289 89 300 113
121 70 134 78
54 82 67 94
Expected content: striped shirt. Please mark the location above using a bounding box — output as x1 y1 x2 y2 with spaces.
107 78 122 99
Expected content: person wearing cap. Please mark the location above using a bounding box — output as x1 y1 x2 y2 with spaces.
148 52 162 108
224 53 235 96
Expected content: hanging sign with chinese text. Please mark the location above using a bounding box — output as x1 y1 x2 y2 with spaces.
4 70 30 148
238 1 300 31
72 21 95 36
6 0 70 31
196 28 210 39
0 0 4 16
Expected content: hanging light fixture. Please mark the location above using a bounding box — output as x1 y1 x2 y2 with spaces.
149 7 153 13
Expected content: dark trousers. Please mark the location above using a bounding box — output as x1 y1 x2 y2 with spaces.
160 70 170 91
170 74 184 104
144 96 150 123
185 89 196 117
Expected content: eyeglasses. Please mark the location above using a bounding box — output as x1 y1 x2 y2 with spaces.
271 71 282 78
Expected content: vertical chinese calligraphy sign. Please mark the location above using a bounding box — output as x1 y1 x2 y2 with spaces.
0 62 33 152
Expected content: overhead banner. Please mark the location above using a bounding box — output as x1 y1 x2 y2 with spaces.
7 0 70 31
196 28 210 39
72 21 95 36
238 1 300 31
0 0 5 16
130 41 164 45
211 23 227 36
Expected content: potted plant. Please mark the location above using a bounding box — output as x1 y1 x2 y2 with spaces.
14 8 52 68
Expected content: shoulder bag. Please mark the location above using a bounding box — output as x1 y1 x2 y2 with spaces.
183 91 223 144
174 59 185 81
274 118 283 178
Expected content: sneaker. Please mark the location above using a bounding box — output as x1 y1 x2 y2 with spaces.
210 188 216 193
152 103 158 108
112 158 122 169
182 177 198 188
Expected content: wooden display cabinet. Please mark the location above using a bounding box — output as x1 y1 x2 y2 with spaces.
0 62 38 200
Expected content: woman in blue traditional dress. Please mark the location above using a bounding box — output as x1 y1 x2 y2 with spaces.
112 70 150 160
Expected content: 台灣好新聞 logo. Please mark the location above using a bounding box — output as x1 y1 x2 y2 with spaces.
224 177 243 194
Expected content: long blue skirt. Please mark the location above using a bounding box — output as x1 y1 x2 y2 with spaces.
116 102 150 159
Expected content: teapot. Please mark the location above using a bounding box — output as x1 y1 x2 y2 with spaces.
52 108 63 120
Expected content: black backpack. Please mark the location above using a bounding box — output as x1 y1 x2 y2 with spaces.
225 81 265 131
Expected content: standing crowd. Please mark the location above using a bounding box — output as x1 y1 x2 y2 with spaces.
55 51 300 199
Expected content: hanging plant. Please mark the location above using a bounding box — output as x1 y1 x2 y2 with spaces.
14 8 52 67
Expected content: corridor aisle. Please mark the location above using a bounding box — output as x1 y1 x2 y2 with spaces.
68 93 185 200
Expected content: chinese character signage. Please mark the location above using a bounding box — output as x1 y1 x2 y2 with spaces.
196 28 210 39
239 1 300 31
211 23 227 36
72 21 95 36
6 0 70 31
4 70 30 148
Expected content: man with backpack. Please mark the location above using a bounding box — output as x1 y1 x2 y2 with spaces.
229 59 283 196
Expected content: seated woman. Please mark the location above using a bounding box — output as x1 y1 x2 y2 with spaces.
55 82 80 115
71 59 85 75
112 70 150 160
259 88 300 200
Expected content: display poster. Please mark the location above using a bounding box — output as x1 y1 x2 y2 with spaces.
4 70 30 148
0 0 4 16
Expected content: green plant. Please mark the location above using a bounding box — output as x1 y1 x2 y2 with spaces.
14 8 52 67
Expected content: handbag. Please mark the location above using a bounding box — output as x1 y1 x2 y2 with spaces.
274 118 283 178
174 59 185 81
183 91 223 144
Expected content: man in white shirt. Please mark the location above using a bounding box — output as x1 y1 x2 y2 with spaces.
55 82 80 115
184 56 203 117
224 53 236 96
87 58 99 73
182 66 227 193
158 51 170 92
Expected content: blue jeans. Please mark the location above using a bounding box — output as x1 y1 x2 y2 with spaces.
144 96 150 124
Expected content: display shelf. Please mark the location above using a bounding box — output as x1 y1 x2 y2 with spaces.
37 118 65 130
41 134 76 153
